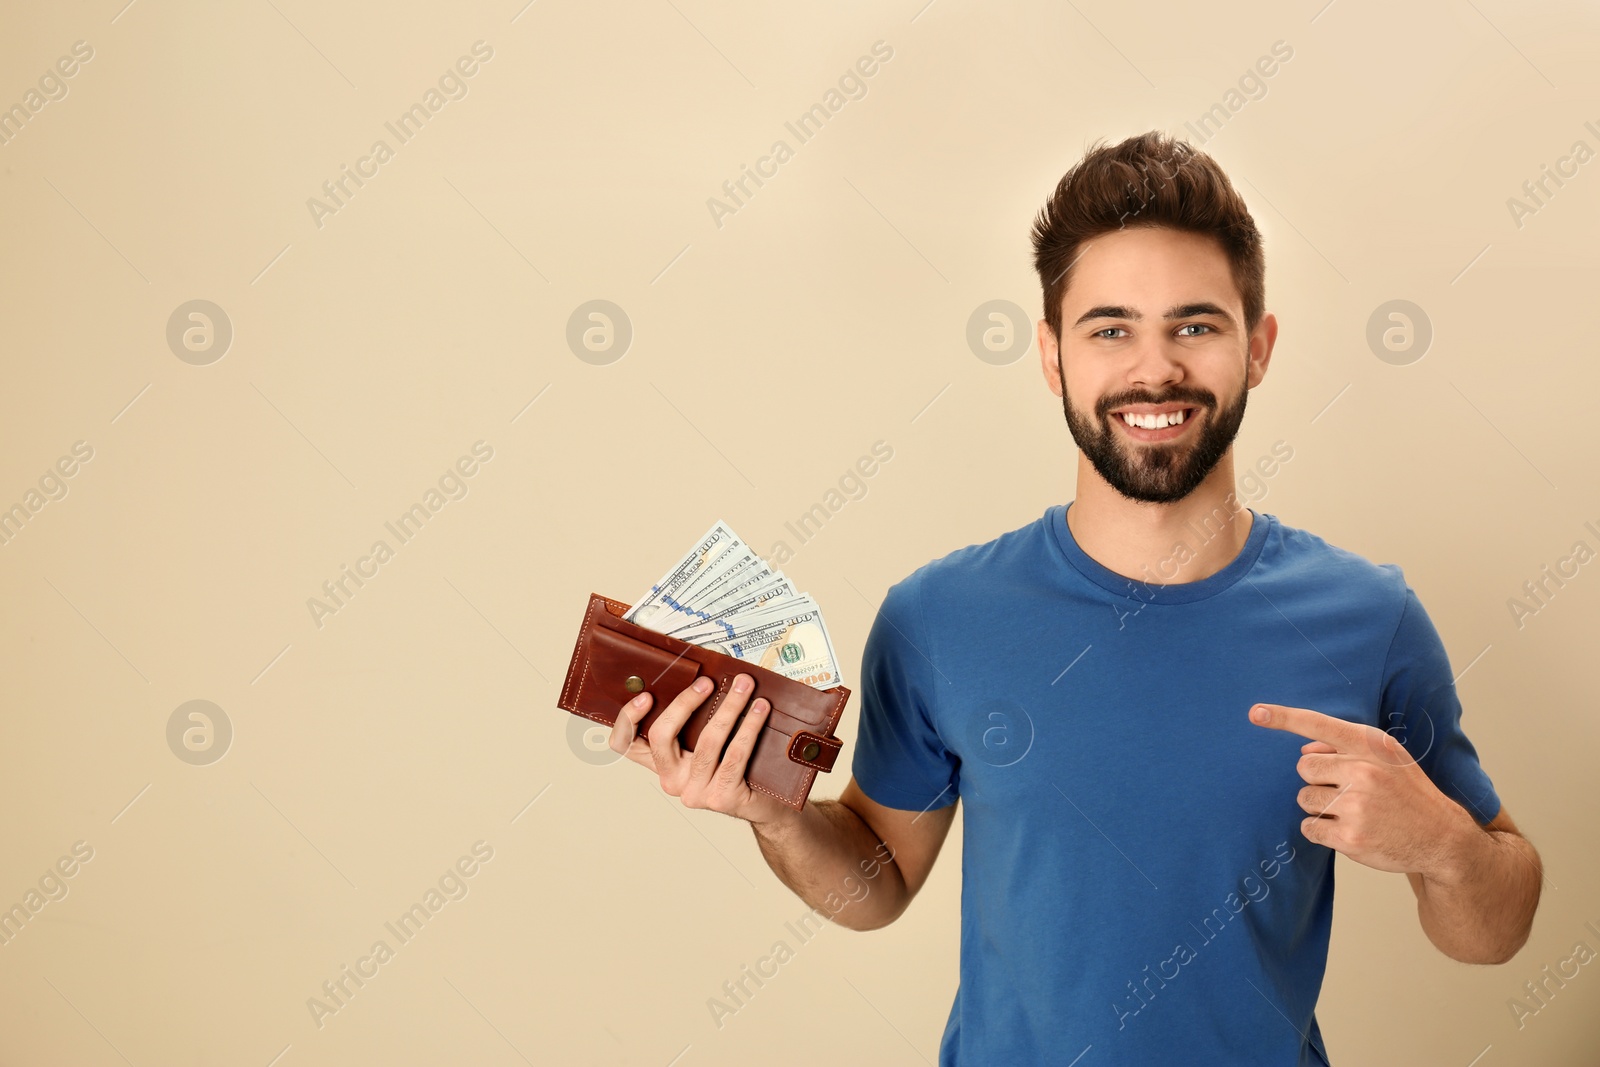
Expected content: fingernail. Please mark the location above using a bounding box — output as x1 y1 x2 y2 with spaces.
694 677 712 694
1250 705 1268 722
633 693 649 707
734 675 751 694
754 698 769 712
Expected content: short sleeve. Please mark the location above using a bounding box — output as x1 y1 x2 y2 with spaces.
1380 583 1502 825
850 570 960 811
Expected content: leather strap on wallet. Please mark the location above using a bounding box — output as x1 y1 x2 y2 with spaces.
557 592 851 809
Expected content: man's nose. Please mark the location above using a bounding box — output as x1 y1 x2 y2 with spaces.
1125 337 1185 388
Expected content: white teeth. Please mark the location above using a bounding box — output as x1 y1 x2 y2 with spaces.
1120 409 1187 430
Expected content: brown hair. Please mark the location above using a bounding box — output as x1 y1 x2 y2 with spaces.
1030 130 1264 343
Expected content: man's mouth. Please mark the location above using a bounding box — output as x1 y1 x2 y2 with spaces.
1109 405 1199 440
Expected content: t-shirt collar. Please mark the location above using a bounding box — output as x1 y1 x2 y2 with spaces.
1049 499 1271 603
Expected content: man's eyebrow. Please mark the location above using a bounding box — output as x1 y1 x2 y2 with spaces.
1072 302 1234 328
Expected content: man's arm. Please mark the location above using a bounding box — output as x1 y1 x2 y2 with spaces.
751 778 958 933
609 655 959 932
1405 805 1542 965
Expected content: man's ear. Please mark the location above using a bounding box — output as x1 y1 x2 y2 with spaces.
1038 318 1064 398
1246 311 1278 389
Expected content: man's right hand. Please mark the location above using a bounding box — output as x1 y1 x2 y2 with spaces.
608 671 797 828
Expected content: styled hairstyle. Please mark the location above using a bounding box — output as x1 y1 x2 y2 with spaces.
1030 130 1265 344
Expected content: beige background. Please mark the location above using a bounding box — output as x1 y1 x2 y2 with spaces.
1 0 1596 1064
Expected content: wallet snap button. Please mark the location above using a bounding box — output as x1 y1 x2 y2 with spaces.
801 740 820 761
624 675 645 694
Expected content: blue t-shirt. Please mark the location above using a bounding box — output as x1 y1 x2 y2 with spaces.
851 502 1501 1067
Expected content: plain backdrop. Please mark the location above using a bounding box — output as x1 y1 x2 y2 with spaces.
1 1 1596 1064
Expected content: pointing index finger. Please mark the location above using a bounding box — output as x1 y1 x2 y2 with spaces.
1248 703 1364 750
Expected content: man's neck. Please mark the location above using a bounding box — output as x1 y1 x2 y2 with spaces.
1067 454 1253 585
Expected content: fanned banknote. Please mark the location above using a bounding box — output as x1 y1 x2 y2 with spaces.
625 520 842 689
622 520 738 628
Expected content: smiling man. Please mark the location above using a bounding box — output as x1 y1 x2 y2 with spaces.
610 131 1542 1067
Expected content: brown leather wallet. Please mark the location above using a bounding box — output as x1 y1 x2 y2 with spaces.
557 592 851 809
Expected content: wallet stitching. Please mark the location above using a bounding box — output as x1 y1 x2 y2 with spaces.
559 596 602 710
575 657 607 720
567 599 628 716
570 707 613 728
749 773 808 808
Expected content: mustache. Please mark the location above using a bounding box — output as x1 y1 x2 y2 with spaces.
1097 391 1215 418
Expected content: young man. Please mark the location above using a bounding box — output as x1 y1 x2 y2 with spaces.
608 131 1541 1066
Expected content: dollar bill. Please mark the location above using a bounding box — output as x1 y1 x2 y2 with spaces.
674 540 759 610
663 551 771 627
676 598 842 689
624 521 843 689
667 589 814 644
643 542 759 631
663 570 794 635
623 519 738 627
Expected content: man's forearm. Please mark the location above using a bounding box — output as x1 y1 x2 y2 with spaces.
750 799 906 932
1417 824 1542 964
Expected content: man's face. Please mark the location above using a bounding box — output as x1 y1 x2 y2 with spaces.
1038 225 1272 504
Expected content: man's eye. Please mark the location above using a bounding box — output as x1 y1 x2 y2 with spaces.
1177 323 1214 337
1093 327 1128 339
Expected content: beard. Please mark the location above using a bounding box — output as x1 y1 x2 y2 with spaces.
1060 364 1248 504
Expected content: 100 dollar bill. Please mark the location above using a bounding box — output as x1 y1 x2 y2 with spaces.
625 520 842 689
623 520 737 627
673 598 842 689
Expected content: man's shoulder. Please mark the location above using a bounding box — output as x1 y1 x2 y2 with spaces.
1260 511 1412 608
883 507 1055 607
